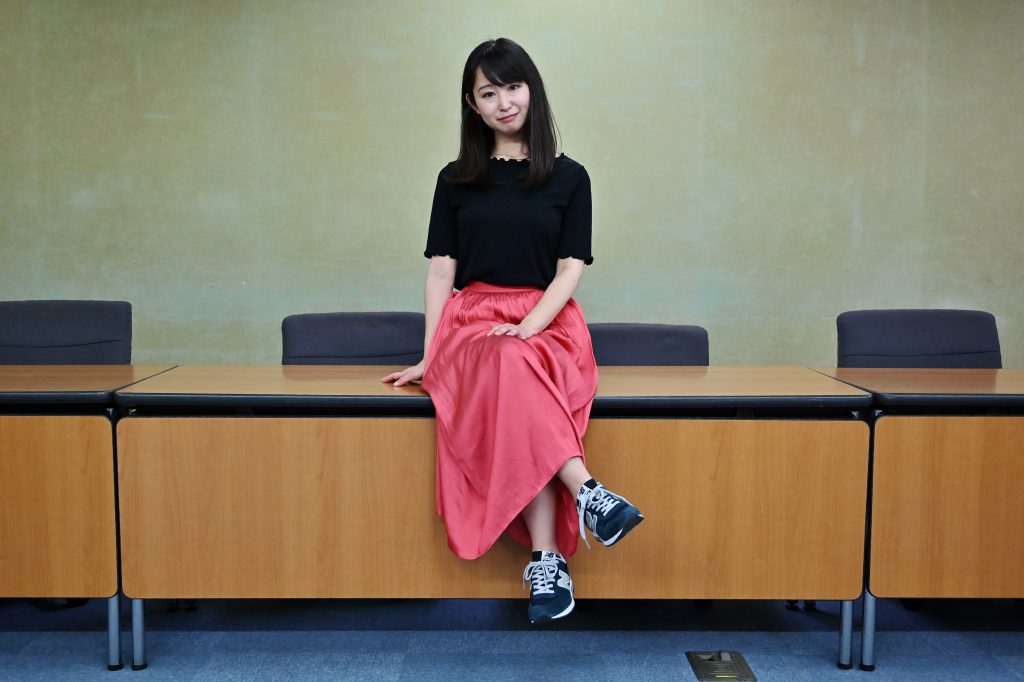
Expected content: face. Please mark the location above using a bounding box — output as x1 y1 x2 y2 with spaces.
466 67 530 138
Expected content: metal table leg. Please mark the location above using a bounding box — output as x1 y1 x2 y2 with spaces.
131 598 147 671
860 591 876 671
106 595 123 671
837 599 854 669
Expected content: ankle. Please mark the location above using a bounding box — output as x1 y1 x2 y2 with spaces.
557 456 592 493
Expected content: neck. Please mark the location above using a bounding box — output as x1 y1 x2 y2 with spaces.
492 133 528 159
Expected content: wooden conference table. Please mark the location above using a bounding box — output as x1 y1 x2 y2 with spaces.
0 364 174 671
115 364 871 669
819 367 1024 671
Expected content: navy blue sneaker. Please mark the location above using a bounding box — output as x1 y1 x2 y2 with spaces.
522 551 574 624
576 481 645 548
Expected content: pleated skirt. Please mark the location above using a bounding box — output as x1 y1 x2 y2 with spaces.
421 281 599 560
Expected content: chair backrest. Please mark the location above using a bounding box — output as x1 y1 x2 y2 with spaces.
282 311 425 365
0 300 132 364
588 323 709 366
836 309 1001 368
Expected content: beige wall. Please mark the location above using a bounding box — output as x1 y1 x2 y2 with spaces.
2 0 1021 365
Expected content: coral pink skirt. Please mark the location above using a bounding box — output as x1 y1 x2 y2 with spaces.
421 281 598 559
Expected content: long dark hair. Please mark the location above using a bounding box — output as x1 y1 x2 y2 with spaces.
453 38 559 189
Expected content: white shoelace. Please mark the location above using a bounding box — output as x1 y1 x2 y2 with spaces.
576 484 620 549
522 558 558 596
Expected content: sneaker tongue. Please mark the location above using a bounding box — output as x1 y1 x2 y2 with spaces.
539 551 561 562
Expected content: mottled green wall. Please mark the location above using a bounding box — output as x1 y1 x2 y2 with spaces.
2 1 1021 365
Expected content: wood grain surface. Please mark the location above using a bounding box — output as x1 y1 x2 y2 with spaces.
0 364 174 394
595 365 868 398
117 364 868 400
871 416 1024 597
0 416 118 597
117 364 428 398
119 417 868 599
817 367 1024 396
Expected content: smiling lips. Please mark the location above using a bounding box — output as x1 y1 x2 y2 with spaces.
498 112 518 124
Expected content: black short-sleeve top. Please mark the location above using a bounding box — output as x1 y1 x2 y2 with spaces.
423 155 593 290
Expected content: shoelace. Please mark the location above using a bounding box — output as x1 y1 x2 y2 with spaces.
522 559 558 596
576 484 620 549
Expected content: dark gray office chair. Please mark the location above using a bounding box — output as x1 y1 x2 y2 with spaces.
0 300 132 364
281 311 425 365
837 309 1001 368
0 300 131 610
588 322 709 366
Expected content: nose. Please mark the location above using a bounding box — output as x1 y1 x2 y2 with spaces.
498 91 512 111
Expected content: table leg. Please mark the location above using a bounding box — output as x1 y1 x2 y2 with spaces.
131 598 147 671
837 599 853 669
860 591 876 671
106 596 123 671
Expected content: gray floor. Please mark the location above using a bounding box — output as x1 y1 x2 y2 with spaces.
2 598 1022 681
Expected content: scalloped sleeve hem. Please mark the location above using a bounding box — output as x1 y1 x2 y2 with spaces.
560 255 594 266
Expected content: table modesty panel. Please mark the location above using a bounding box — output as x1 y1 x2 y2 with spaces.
871 416 1024 598
118 417 868 600
0 415 118 597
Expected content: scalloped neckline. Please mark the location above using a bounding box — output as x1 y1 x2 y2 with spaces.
490 156 530 163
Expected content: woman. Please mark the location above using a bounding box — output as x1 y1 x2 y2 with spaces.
383 38 643 624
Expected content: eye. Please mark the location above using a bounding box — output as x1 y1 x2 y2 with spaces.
482 91 495 98
509 83 521 91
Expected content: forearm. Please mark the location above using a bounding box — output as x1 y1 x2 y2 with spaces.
520 265 582 334
423 259 456 358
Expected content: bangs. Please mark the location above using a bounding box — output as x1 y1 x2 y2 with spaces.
477 51 527 86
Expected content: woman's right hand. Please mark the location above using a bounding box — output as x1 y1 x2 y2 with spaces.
381 361 425 387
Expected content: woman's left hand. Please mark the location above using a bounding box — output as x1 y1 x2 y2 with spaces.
487 322 539 340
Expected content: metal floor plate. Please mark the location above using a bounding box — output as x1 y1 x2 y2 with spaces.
686 650 757 681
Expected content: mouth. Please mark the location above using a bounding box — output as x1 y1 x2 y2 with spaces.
498 113 518 124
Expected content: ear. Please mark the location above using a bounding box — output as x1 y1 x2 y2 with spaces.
465 92 480 115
